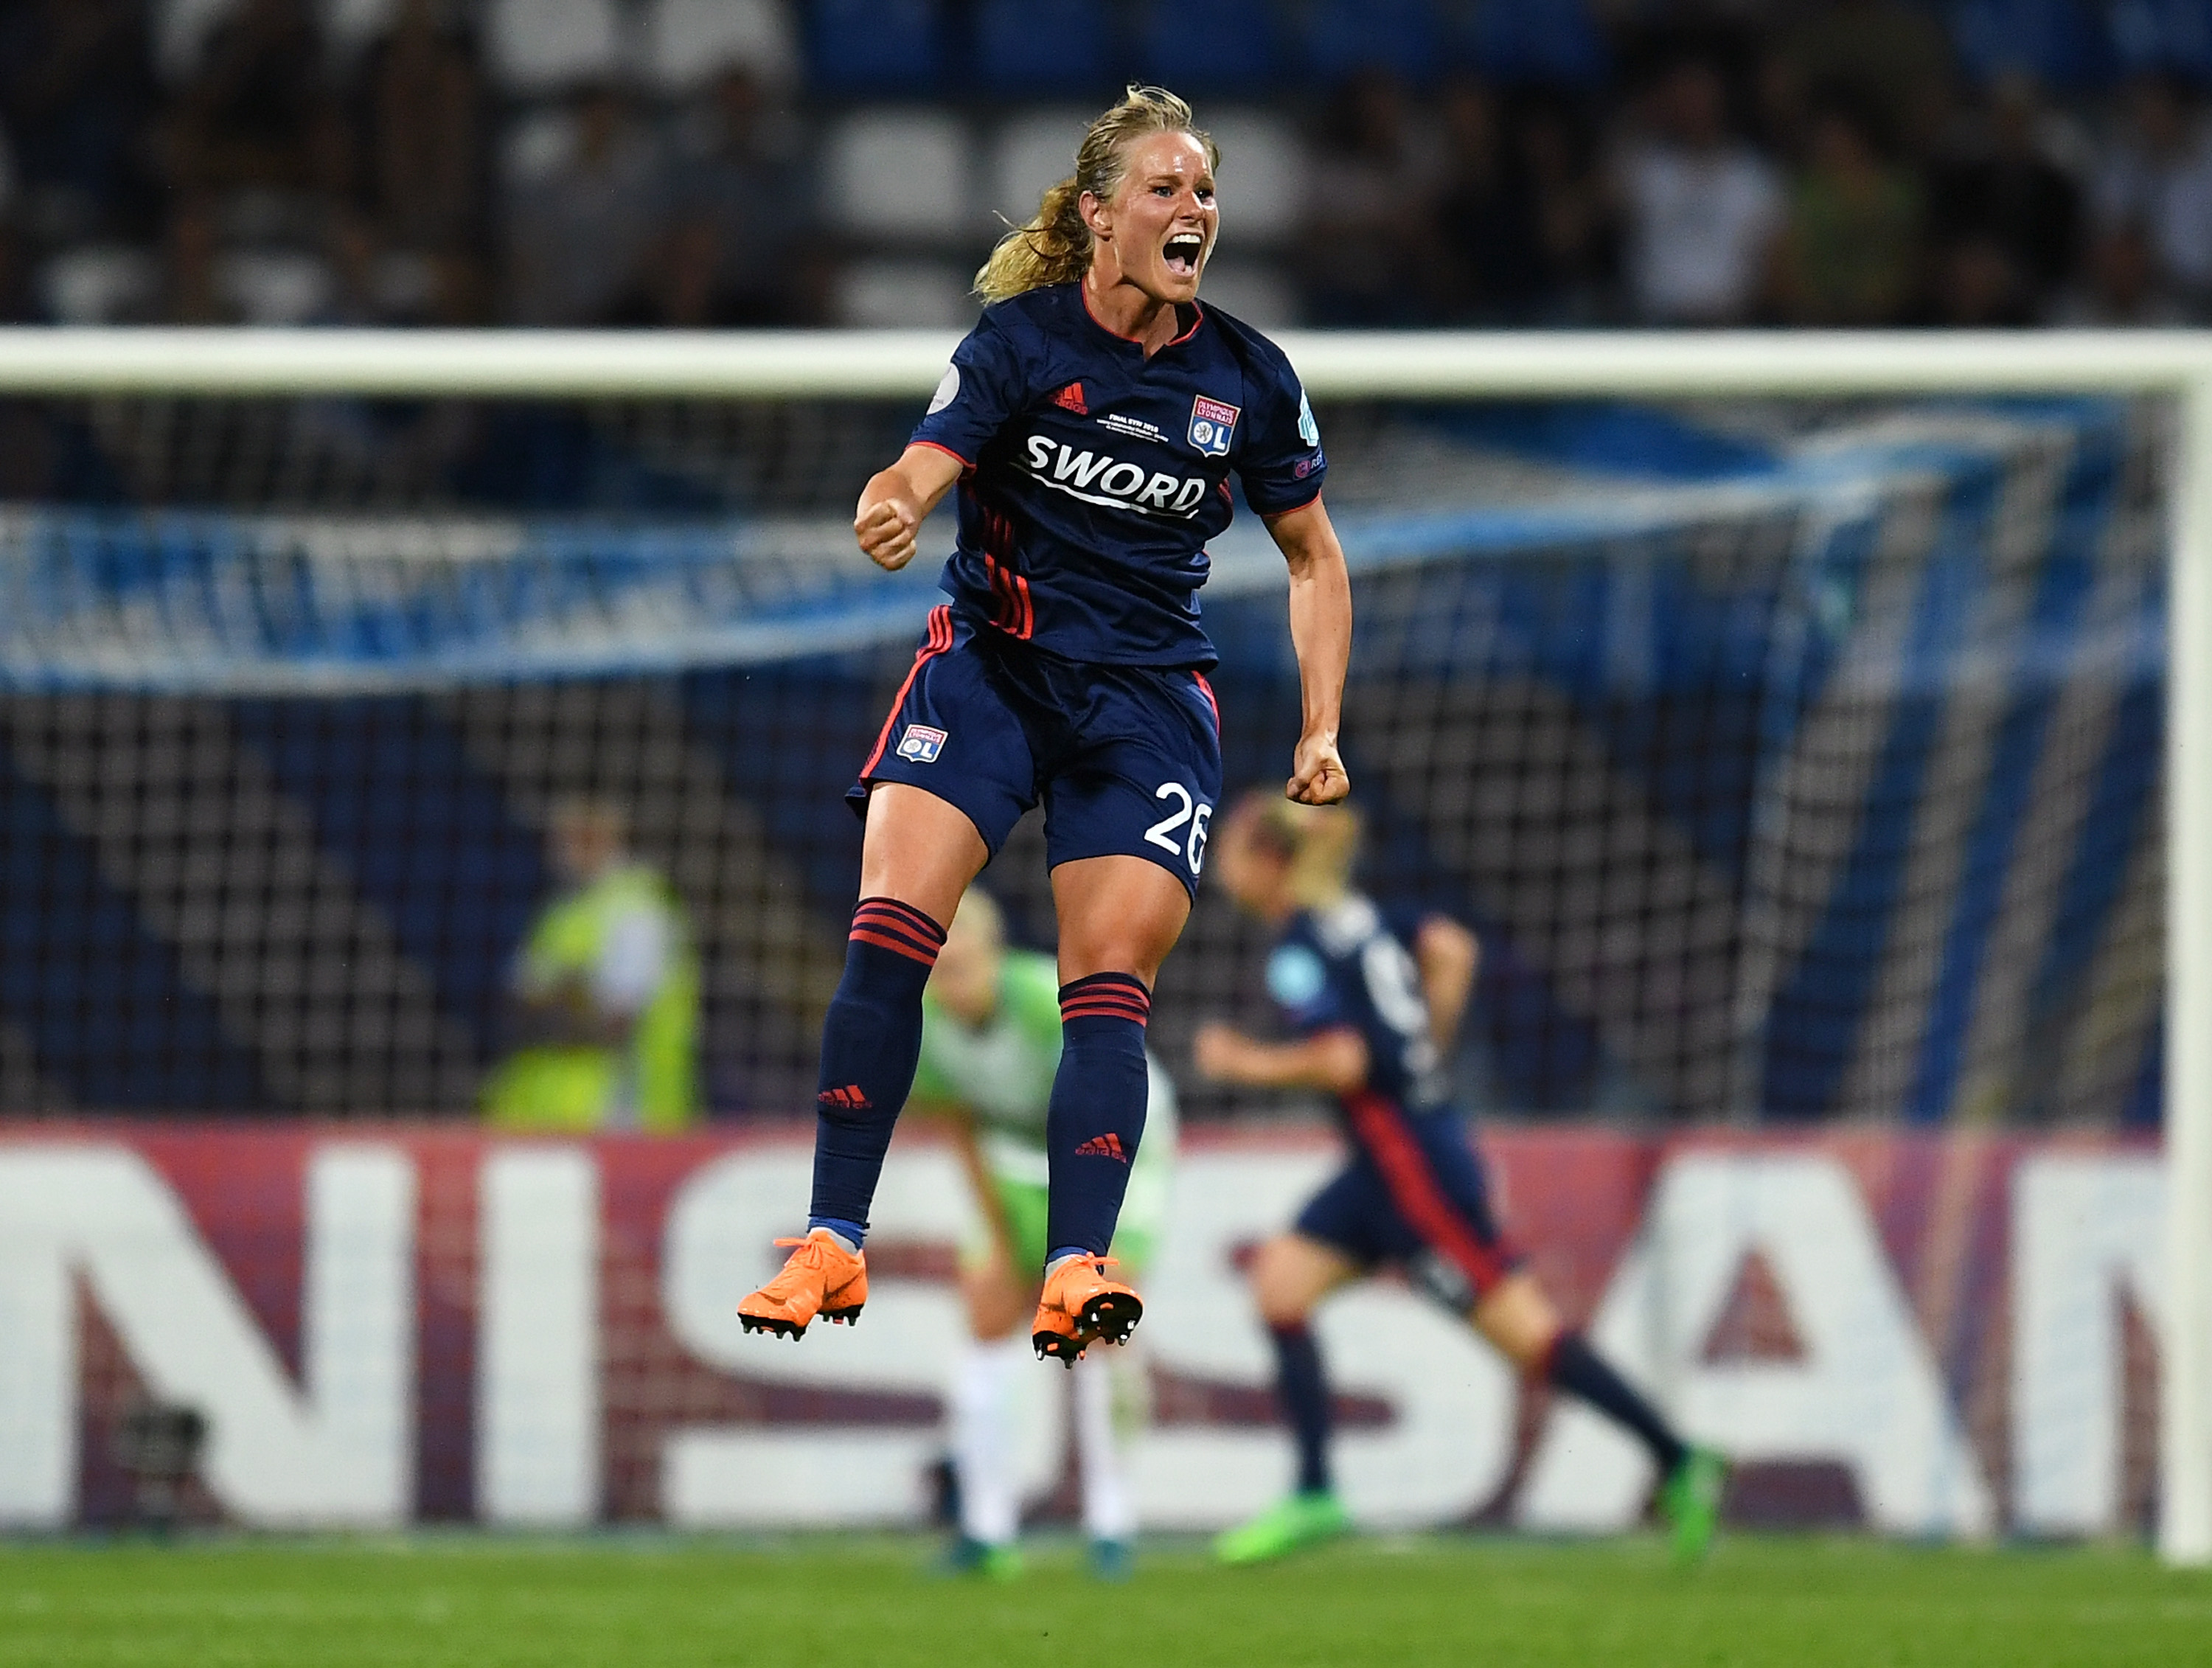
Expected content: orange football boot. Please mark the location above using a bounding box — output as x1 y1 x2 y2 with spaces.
737 1229 868 1339
1031 1254 1142 1366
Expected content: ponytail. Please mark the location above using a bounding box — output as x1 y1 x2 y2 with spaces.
974 85 1217 303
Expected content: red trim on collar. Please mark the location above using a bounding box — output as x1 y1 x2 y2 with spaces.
1079 282 1206 352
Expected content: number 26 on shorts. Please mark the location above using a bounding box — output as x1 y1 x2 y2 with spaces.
1144 782 1214 875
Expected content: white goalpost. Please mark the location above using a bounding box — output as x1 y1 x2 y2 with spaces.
0 324 2205 1563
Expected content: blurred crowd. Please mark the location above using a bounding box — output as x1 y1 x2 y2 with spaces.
3 0 2212 330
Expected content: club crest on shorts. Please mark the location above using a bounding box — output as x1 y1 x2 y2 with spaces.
896 723 947 763
1188 395 1239 458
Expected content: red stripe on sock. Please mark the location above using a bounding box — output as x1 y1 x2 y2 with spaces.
848 928 940 967
1343 1091 1514 1294
852 909 944 948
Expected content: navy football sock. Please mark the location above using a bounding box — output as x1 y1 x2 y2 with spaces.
1043 973 1151 1261
1545 1332 1688 1475
805 897 947 1243
1270 1324 1334 1495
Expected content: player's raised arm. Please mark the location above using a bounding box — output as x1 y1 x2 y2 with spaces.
854 442 965 572
1414 917 1480 1052
1264 498 1352 806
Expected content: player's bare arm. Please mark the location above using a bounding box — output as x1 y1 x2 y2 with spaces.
1193 1021 1368 1095
1266 498 1352 806
854 442 964 571
912 1094 1023 1269
1414 917 1479 1052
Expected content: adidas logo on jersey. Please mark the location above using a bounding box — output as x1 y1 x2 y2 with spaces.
1054 381 1088 414
1073 1133 1130 1163
1022 436 1208 516
818 1084 872 1111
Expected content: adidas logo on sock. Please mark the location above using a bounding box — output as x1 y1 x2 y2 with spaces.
1073 1133 1129 1163
818 1084 873 1110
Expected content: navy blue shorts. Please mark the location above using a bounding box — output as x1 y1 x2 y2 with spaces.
1294 1096 1523 1310
850 606 1224 898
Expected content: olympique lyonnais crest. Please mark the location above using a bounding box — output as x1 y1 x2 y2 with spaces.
897 723 947 762
1188 395 1239 457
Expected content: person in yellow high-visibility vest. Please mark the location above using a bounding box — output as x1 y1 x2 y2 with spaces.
483 797 700 1132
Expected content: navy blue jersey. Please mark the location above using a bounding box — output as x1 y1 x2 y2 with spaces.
909 282 1326 669
1266 894 1451 1118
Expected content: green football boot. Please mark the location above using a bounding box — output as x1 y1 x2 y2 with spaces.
1214 1490 1352 1566
936 1536 1023 1581
1657 1448 1729 1566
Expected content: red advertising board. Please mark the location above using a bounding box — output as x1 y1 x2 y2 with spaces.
0 1122 2163 1536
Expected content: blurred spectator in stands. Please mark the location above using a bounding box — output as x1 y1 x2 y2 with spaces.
1617 55 1781 324
1431 80 1539 321
484 797 699 1133
164 0 340 198
2059 220 2191 324
503 80 664 326
1772 0 1958 161
1929 232 2037 325
1928 75 2079 322
654 63 818 325
0 0 159 244
164 193 225 322
1299 69 1442 325
1433 80 1610 323
349 0 490 267
2090 72 2212 319
1773 97 1921 326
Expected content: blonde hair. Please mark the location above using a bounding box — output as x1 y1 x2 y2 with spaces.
973 86 1217 303
1249 796 1363 909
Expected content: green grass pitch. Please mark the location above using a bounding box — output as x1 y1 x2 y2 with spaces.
1 1534 2206 1667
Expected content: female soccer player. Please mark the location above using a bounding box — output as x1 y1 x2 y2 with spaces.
913 891 1177 1580
1196 793 1728 1564
740 86 1350 1364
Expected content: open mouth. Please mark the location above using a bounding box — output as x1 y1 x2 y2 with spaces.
1164 232 1205 277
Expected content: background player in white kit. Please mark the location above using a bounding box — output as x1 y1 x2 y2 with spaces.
911 891 1178 1581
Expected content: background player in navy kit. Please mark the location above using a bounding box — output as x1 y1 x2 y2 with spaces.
1196 793 1728 1565
740 87 1353 1366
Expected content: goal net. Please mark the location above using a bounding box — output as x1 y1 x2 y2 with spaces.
0 333 2196 1554
0 380 2165 1128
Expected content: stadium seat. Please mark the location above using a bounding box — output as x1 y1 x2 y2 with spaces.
322 0 402 63
644 0 799 91
833 258 976 327
1299 0 1444 86
2107 0 2212 80
973 0 1113 96
1951 0 2114 88
1463 0 1607 87
1135 0 1279 96
485 0 622 96
218 250 333 324
1203 108 1303 244
153 0 239 81
807 0 945 95
1192 257 1295 327
37 246 160 324
986 109 1091 231
824 109 973 240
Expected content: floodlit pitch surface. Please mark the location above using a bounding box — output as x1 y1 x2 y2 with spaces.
1 1537 2207 1667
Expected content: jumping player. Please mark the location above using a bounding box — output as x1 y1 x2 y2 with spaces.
914 890 1178 1580
1196 793 1728 1564
739 87 1352 1366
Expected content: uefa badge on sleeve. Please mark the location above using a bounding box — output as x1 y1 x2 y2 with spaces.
1188 395 1239 458
897 724 947 763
